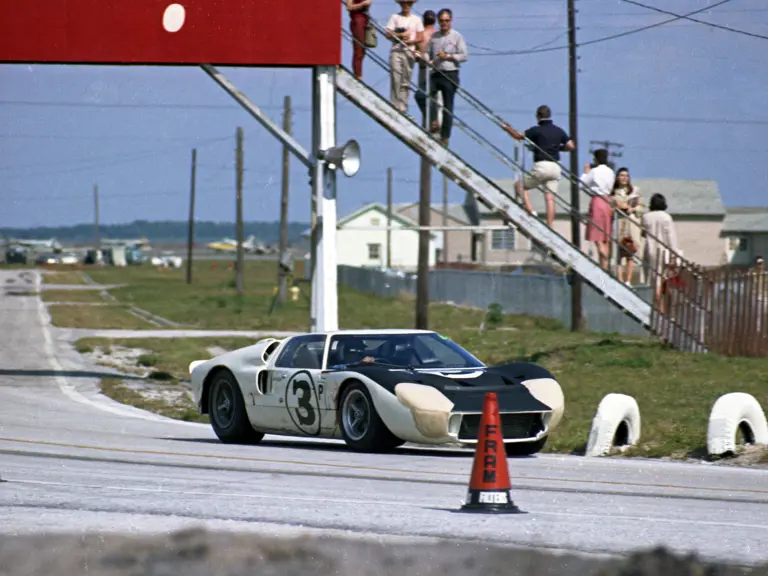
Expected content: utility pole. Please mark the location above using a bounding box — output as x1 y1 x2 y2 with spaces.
416 144 431 329
386 167 393 269
235 126 244 295
186 148 197 284
278 95 292 304
93 184 100 251
568 0 584 331
442 175 449 265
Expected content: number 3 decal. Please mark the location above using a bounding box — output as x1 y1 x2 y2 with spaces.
285 371 321 435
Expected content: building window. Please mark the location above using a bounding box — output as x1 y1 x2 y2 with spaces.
370 217 380 226
738 237 749 252
368 243 381 260
491 229 516 251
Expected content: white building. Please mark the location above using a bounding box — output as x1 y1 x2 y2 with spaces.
334 202 440 271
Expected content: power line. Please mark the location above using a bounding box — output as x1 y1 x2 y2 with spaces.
6 95 768 126
621 0 768 41
457 8 768 20
468 0 733 55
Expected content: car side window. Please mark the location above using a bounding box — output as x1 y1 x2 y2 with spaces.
274 335 326 369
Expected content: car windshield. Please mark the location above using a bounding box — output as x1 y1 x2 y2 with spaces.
327 333 484 369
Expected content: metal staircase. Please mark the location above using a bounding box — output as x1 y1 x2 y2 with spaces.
334 66 652 328
335 10 715 351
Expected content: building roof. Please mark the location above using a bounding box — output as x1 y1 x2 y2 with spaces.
336 202 437 238
479 178 725 218
393 202 472 225
722 207 768 234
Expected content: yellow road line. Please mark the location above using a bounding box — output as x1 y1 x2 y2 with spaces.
1 436 766 496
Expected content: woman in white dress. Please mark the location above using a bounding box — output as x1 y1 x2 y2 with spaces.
642 193 679 311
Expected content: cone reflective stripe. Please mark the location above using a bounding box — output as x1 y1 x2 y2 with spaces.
460 391 524 514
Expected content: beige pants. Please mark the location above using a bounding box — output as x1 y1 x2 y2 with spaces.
522 160 561 195
390 50 415 113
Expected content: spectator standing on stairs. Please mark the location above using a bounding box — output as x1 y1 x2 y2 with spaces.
414 10 437 121
427 8 469 146
384 0 424 117
502 105 574 228
346 0 374 80
581 149 615 271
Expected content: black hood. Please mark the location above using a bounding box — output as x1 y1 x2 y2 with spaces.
334 362 555 413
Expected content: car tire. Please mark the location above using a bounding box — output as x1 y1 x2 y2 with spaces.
339 382 404 453
505 435 547 457
208 369 264 445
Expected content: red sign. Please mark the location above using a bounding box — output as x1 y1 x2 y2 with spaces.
0 0 341 67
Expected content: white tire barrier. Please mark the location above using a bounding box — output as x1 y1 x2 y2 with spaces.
585 393 641 457
707 392 768 456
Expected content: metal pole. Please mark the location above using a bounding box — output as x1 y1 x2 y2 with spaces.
235 126 244 295
93 184 100 252
386 167 393 269
310 66 339 332
568 0 584 332
201 65 311 168
278 95 292 304
185 148 197 284
442 175 448 264
416 66 432 329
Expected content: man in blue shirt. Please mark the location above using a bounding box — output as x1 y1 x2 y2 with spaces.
502 105 574 227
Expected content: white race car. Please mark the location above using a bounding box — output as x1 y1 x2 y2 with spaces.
189 329 564 454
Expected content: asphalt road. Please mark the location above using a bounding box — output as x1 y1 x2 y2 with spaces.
1 269 767 568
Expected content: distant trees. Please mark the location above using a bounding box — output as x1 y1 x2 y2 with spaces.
0 220 308 245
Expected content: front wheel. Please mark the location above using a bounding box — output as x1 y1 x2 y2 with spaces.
505 435 548 457
339 382 404 452
208 369 264 445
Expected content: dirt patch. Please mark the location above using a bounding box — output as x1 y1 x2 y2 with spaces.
80 344 155 377
711 444 768 468
0 528 761 576
99 378 205 423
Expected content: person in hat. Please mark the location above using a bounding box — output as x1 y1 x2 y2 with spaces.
384 0 424 115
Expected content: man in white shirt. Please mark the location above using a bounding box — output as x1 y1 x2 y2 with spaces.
581 148 616 270
385 0 424 115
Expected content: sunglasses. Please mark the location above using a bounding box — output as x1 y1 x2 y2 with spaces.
439 18 451 22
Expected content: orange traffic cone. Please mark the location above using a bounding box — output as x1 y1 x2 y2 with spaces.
460 392 524 514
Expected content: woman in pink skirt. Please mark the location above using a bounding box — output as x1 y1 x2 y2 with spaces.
581 149 616 270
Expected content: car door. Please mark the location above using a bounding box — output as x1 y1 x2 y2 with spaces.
263 334 329 436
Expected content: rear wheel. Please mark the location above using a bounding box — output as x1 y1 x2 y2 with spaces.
208 369 264 445
339 382 404 452
505 435 547 457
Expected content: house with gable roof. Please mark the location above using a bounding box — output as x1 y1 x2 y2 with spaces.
334 202 439 270
721 207 768 266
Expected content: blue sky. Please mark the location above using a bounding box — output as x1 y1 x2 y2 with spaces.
1 0 767 229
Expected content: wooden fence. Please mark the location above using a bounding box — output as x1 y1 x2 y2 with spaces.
648 249 768 357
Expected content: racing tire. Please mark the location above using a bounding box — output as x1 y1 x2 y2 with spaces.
208 369 264 445
505 435 548 457
585 393 641 457
707 392 768 456
339 382 404 453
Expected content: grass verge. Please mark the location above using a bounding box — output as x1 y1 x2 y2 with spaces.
83 261 499 332
41 268 87 285
76 316 768 459
41 289 106 303
49 304 158 329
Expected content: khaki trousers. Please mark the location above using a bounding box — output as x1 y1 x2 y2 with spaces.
389 50 415 113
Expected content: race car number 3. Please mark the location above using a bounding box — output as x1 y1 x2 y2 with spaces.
285 371 321 435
